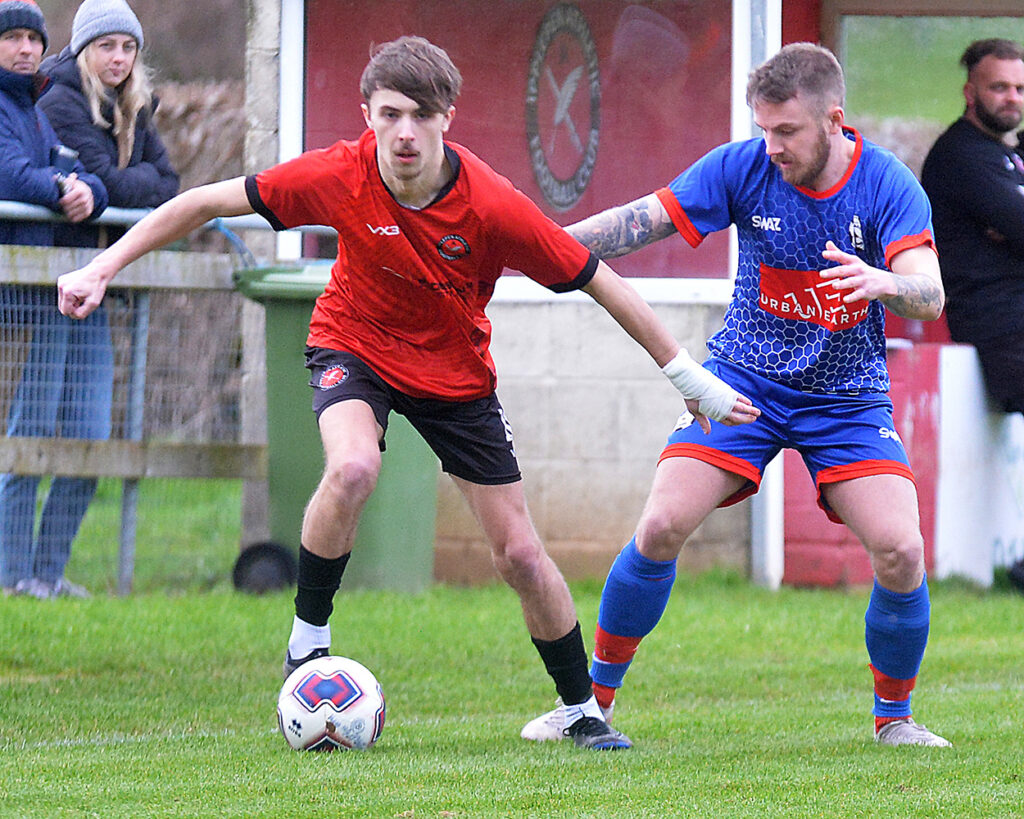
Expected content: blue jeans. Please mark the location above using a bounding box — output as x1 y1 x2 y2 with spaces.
0 285 113 586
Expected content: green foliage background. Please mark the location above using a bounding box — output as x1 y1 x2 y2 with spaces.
843 15 1024 122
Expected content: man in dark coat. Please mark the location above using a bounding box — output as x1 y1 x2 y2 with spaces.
922 39 1024 413
0 0 107 245
0 0 109 599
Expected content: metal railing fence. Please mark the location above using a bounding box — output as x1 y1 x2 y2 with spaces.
0 203 336 594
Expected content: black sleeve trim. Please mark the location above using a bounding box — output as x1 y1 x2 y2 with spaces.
244 174 288 231
547 252 599 293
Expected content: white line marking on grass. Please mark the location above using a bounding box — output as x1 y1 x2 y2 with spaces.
6 727 254 752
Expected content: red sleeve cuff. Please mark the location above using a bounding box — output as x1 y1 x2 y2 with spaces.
654 187 704 248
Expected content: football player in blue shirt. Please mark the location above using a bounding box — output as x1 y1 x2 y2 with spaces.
522 42 950 748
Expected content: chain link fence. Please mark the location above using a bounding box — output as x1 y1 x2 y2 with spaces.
0 239 260 597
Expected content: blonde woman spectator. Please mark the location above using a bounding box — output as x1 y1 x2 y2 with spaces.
40 0 177 248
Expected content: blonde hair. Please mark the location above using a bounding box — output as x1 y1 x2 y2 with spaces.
77 42 154 168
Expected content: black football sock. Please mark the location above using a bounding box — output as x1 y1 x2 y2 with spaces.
531 621 593 706
294 546 350 626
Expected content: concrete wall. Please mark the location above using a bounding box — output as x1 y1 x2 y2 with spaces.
434 284 752 585
241 0 283 543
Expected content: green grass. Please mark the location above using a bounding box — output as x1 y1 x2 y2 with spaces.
2 573 1023 817
61 477 243 594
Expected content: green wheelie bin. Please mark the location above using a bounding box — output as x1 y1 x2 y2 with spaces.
234 263 438 592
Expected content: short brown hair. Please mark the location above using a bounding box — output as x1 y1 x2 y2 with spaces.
746 42 845 115
960 38 1024 74
359 36 462 114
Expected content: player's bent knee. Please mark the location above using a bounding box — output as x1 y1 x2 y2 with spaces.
870 535 925 585
635 508 692 559
320 457 380 505
490 537 548 590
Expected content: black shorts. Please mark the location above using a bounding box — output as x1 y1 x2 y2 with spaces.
305 348 521 485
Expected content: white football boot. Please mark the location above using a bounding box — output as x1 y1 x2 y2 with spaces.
520 697 615 742
874 717 951 747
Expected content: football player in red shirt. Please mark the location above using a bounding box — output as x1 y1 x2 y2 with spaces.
57 36 758 749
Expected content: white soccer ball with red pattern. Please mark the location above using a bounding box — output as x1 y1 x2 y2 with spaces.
277 655 386 751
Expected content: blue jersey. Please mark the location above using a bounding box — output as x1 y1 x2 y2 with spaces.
658 128 935 394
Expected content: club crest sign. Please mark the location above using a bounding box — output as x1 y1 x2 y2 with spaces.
525 3 601 211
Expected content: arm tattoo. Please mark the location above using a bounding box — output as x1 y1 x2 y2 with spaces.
566 196 677 258
883 274 945 319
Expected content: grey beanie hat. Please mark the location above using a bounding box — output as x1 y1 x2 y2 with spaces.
70 0 143 56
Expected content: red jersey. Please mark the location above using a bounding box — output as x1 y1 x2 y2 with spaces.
246 130 596 400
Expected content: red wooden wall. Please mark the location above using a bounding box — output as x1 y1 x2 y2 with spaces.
304 0 733 277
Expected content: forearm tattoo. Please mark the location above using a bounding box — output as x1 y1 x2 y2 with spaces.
883 273 945 319
566 196 677 258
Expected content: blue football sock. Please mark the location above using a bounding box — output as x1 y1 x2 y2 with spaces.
591 538 676 690
864 577 930 718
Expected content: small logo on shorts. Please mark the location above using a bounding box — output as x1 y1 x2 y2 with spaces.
498 407 516 458
878 426 902 444
674 411 694 431
318 365 349 390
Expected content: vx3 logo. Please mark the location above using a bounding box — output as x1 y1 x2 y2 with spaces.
367 223 400 236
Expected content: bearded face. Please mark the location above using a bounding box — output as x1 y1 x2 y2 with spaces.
966 55 1024 137
755 95 839 192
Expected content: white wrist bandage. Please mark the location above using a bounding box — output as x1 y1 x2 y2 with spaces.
660 349 738 422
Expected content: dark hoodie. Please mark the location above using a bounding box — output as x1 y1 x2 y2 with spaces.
39 46 178 246
0 63 107 246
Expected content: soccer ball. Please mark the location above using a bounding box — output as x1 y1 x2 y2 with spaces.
277 655 386 751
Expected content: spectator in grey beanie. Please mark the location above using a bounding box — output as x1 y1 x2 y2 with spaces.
71 0 142 56
40 0 176 237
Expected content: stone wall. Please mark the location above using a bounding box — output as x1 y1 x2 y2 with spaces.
434 289 751 585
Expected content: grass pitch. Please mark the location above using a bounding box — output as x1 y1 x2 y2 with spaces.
2 572 1023 818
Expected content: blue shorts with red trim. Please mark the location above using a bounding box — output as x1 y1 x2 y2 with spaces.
660 358 914 522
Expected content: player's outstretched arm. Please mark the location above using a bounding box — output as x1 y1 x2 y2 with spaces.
819 241 945 320
581 262 759 432
58 178 254 320
566 193 677 259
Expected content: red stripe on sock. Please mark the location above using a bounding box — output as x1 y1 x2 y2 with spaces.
869 664 917 701
593 683 616 710
594 625 642 663
875 715 906 732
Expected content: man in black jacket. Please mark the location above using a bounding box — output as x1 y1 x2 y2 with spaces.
0 0 109 599
921 38 1024 413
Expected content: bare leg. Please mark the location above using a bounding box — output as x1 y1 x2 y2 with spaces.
635 456 748 560
285 400 383 669
455 476 634 746
451 476 575 640
300 400 383 559
822 474 924 591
